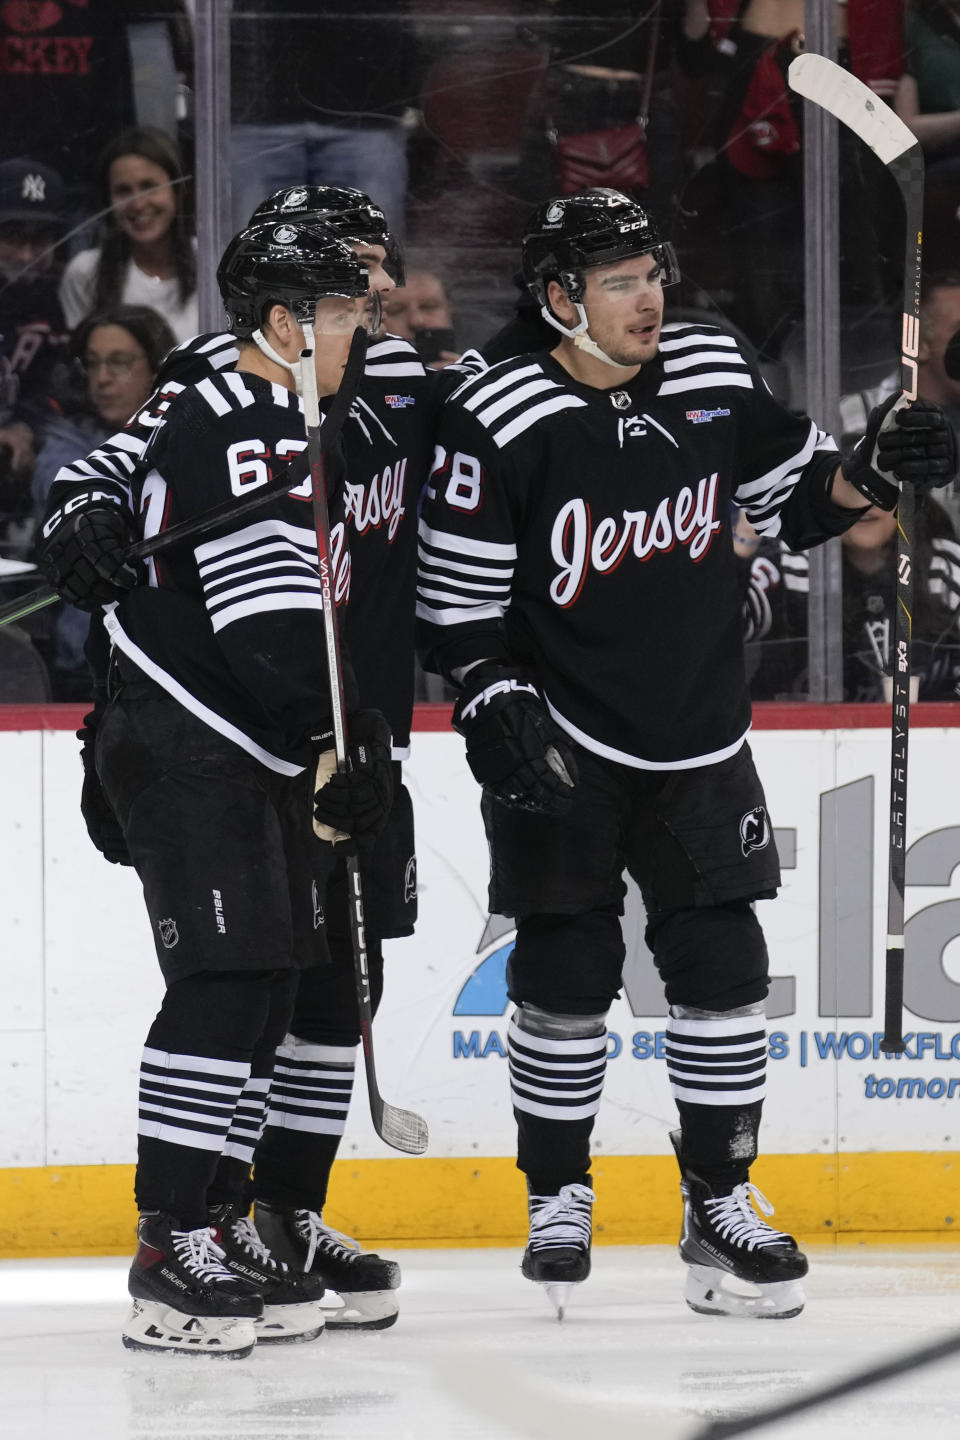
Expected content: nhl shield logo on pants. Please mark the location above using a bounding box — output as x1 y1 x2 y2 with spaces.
158 918 179 949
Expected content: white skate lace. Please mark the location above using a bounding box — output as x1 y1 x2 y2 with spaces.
230 1214 288 1273
170 1225 236 1283
528 1183 596 1253
703 1182 792 1251
294 1210 363 1273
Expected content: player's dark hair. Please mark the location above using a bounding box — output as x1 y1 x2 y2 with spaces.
93 126 195 316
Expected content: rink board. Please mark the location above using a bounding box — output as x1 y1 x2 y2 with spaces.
2 703 960 1256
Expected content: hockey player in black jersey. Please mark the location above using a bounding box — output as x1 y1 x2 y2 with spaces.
38 187 430 1333
417 188 957 1320
236 187 426 1329
39 219 397 1356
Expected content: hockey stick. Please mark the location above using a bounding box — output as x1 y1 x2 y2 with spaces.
690 1325 960 1439
0 370 360 631
299 322 429 1158
788 52 922 1054
0 452 317 630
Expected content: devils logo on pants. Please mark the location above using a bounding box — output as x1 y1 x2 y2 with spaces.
739 805 771 857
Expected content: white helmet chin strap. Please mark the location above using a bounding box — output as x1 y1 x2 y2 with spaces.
538 301 626 370
253 326 305 390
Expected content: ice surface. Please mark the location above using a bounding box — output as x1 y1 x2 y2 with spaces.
2 1245 960 1440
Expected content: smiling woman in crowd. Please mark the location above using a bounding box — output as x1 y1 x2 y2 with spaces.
59 127 197 344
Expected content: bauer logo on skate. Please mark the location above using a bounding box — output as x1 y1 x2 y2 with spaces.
549 475 722 605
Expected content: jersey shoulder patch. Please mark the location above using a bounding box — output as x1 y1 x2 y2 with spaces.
445 352 587 450
656 321 754 398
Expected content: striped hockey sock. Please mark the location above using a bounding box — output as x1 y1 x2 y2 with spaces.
507 1014 607 1122
508 1013 607 1187
666 1010 767 1188
664 1010 767 1109
136 1047 252 1224
263 1036 356 1139
138 1046 251 1151
220 1073 272 1168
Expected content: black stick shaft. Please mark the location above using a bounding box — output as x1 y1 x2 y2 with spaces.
693 1328 960 1439
299 329 382 1126
0 430 314 631
881 146 924 1054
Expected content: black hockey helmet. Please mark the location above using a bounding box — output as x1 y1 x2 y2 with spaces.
217 219 369 337
521 187 679 309
248 185 405 285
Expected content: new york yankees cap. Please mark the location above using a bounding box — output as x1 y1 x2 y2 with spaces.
0 158 66 227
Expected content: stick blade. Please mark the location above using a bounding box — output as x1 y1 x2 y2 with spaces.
787 53 918 164
373 1097 429 1155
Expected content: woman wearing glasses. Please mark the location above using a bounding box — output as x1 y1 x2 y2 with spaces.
31 304 175 698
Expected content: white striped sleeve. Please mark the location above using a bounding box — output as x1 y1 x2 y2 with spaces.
734 420 835 536
416 523 516 628
928 537 960 616
195 517 324 632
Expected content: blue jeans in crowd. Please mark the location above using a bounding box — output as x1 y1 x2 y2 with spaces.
231 121 408 238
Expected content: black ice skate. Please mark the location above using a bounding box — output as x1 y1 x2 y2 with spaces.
208 1203 326 1344
677 1168 808 1319
123 1212 262 1357
521 1181 596 1320
254 1201 401 1329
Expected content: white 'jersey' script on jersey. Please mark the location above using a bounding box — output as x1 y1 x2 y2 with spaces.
418 323 844 769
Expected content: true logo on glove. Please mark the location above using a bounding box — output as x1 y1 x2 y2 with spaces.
459 677 539 722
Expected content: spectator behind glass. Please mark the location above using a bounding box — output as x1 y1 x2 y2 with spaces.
0 2 189 211
895 0 960 269
896 0 960 160
741 498 960 702
31 305 175 699
60 128 197 344
518 0 682 224
230 0 418 239
675 0 903 357
383 266 460 367
0 158 70 564
837 273 960 528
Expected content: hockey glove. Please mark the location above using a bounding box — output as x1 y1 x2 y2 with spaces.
841 394 958 510
38 501 138 610
452 662 579 814
78 734 132 866
312 708 394 850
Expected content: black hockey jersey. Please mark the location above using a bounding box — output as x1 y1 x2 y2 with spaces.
417 322 853 768
108 368 353 774
43 331 429 759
